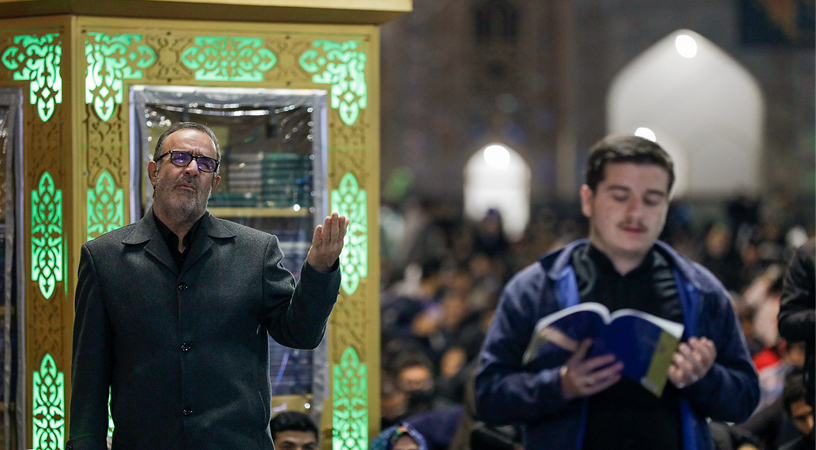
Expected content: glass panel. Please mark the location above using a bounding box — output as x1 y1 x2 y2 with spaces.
0 88 24 450
129 86 328 408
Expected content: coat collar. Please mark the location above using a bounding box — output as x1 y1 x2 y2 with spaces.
122 208 236 274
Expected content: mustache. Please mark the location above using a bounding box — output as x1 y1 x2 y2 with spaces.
176 177 199 189
618 221 646 231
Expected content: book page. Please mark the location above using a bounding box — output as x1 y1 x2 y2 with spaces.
609 308 684 338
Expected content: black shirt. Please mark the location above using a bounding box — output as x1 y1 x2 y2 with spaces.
573 243 684 450
153 213 204 269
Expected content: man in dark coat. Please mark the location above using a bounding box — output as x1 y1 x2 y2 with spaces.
67 122 348 450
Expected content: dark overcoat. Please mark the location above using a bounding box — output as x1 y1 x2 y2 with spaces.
67 209 340 450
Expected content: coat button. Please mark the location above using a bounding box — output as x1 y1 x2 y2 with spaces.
183 408 193 416
178 283 188 291
181 343 191 352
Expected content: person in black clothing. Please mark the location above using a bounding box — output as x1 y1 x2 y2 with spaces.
779 239 815 407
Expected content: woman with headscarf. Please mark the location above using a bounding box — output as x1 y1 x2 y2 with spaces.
370 423 429 450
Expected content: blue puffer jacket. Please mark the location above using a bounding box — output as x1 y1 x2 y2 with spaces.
475 240 759 450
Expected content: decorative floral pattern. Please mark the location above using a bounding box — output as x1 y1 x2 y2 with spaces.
1 34 62 122
33 353 64 450
331 173 368 295
181 36 277 81
333 347 368 450
85 33 156 121
299 40 367 126
31 172 62 300
87 171 124 241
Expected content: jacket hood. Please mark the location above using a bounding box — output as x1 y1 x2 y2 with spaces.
540 239 726 295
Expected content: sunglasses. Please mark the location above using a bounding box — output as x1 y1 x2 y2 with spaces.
156 150 219 173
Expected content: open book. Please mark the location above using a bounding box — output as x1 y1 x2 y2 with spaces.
523 302 684 397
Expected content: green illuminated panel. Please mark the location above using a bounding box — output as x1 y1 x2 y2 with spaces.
181 36 277 81
332 347 368 450
86 33 156 121
0 34 62 122
32 172 63 300
299 40 367 126
33 353 65 450
331 173 368 295
87 171 124 241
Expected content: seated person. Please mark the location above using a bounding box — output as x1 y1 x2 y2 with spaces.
270 411 319 450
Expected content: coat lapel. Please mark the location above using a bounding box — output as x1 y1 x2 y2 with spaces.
121 208 179 275
180 212 236 275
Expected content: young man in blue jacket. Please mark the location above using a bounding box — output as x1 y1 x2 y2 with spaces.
475 135 759 450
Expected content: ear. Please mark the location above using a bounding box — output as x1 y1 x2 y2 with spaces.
211 174 221 192
147 160 158 188
579 184 594 219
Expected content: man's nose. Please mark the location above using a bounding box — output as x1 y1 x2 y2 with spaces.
183 157 200 175
626 197 643 216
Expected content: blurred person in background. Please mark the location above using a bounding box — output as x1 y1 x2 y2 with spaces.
370 424 429 450
778 374 814 450
270 411 319 450
381 373 409 429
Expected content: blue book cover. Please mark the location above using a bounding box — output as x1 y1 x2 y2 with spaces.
523 302 684 396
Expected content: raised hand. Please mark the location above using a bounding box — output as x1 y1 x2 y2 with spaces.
669 337 716 389
560 339 624 400
306 213 350 273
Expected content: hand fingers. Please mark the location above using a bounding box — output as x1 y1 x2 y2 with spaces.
571 361 623 397
329 212 340 243
582 354 619 372
691 338 717 366
587 360 624 383
668 364 684 387
339 216 349 241
672 350 696 377
583 370 622 396
312 225 323 248
678 342 706 375
567 339 593 366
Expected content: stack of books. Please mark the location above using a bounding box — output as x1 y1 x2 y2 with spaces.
212 151 314 208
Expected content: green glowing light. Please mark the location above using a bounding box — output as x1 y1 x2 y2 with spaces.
299 40 367 126
32 172 63 300
181 36 277 81
87 171 124 241
85 33 156 121
331 173 368 295
1 34 62 122
108 389 114 438
33 353 64 450
332 347 368 450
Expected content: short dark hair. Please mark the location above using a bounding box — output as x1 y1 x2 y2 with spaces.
391 350 435 376
269 411 319 442
782 372 807 415
153 121 221 176
584 135 674 193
